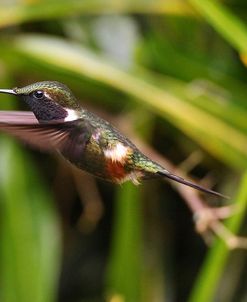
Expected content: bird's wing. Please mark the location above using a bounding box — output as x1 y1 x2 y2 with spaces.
0 111 92 154
0 110 40 124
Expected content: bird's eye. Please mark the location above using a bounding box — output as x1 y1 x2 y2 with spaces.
33 90 44 99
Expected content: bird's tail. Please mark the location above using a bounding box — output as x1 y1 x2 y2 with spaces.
157 170 228 199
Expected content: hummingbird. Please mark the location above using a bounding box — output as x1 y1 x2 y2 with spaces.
0 81 226 198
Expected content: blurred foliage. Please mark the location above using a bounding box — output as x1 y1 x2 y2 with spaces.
0 0 247 302
189 171 247 302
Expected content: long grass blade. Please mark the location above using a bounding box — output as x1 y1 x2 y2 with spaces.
188 171 247 302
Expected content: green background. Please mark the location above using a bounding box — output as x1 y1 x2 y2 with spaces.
0 0 247 301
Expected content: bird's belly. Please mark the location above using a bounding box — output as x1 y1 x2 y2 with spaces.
62 135 144 184
74 154 128 182
62 142 123 182
72 146 108 179
66 147 142 184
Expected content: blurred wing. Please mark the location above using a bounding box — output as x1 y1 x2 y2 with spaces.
0 111 39 124
0 111 92 154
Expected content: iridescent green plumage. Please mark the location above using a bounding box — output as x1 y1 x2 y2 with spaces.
15 81 79 109
0 81 227 198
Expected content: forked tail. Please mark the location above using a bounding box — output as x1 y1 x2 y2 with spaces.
157 170 228 199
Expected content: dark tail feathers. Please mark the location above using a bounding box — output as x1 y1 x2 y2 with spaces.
157 170 228 199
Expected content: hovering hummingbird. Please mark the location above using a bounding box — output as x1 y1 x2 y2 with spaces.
0 81 226 198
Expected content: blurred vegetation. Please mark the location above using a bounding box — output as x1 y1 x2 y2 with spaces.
0 0 247 301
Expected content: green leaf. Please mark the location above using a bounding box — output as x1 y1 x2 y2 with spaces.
189 0 247 53
107 182 142 301
188 171 247 302
0 137 61 302
0 0 193 29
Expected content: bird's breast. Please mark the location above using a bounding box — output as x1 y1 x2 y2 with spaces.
102 142 144 184
66 126 143 184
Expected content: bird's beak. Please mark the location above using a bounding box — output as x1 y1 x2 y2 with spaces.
0 89 17 95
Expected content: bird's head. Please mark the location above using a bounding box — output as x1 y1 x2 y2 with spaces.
0 81 80 123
